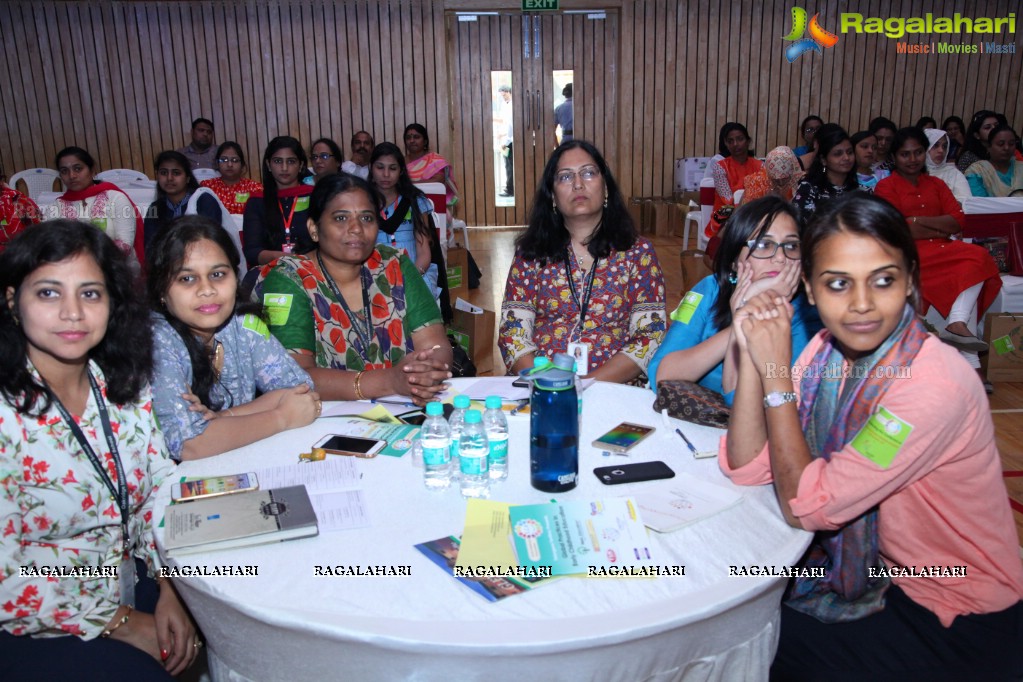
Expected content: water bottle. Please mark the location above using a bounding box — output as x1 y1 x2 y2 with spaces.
483 396 509 481
420 402 451 490
459 410 490 498
529 353 579 492
552 352 584 423
448 394 471 479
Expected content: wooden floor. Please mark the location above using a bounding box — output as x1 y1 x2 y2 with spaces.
461 226 1023 548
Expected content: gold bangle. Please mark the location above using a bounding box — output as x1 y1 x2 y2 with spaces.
100 605 133 638
354 371 366 401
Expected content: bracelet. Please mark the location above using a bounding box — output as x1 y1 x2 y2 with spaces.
224 408 235 417
100 605 133 638
353 371 366 401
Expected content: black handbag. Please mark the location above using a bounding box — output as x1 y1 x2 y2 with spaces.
652 380 730 429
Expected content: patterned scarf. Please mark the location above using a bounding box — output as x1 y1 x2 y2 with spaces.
785 304 928 623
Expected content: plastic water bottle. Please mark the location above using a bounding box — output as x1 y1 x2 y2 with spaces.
552 352 584 422
420 402 451 490
529 353 579 492
483 396 509 481
459 410 490 498
448 394 471 480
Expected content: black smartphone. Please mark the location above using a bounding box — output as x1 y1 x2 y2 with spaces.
593 461 675 485
512 378 529 388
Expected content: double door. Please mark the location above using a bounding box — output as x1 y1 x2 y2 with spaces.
448 9 618 226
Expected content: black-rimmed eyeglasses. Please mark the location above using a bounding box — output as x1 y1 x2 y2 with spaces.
746 239 801 260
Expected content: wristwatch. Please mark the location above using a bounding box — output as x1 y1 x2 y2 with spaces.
763 391 798 408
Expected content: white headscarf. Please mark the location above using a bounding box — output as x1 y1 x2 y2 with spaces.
924 128 971 204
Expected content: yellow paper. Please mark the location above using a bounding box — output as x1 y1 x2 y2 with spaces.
456 499 519 568
356 404 404 424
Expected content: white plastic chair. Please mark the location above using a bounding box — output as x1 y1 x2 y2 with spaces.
192 168 221 182
9 168 62 199
95 169 150 187
683 199 702 251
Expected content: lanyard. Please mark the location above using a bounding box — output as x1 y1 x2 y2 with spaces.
316 252 374 351
279 197 298 245
564 248 597 332
48 371 130 549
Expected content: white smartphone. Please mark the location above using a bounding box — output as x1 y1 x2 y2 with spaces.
171 473 259 502
313 434 386 458
591 422 656 454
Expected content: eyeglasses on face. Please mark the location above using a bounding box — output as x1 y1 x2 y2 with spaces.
270 157 301 167
311 153 335 161
217 156 241 164
803 126 821 134
555 166 600 185
746 238 801 260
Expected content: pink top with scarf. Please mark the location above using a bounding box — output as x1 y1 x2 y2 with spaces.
719 332 1023 626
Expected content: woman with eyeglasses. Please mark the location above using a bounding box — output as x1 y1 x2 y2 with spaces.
792 115 823 157
200 142 262 214
792 125 860 219
499 140 666 384
306 138 343 185
648 196 821 404
241 136 314 268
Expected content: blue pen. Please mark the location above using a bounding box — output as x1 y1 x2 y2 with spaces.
675 428 699 456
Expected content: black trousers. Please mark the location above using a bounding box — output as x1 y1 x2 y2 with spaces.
503 142 514 194
770 585 1023 682
0 559 173 681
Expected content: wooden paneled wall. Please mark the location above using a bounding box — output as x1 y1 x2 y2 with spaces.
1 0 1021 219
0 0 449 189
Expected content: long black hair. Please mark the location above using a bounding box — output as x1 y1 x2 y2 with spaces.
803 193 921 311
516 139 635 264
368 142 431 242
963 110 1008 161
718 122 753 158
152 150 200 227
0 220 152 415
54 146 96 171
261 136 308 245
805 124 858 192
711 196 802 330
146 215 258 410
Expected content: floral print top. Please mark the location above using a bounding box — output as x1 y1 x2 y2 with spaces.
0 186 42 252
0 362 174 640
150 313 313 461
499 237 667 374
255 245 442 371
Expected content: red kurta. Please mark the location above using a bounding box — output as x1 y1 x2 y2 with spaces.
875 173 1001 318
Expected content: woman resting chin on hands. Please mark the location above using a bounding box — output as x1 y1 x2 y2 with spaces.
724 194 1023 681
254 174 452 406
647 196 821 404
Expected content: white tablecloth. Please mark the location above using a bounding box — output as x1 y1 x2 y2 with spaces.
155 381 810 682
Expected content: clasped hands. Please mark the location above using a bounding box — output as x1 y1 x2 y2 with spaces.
397 346 452 405
733 288 795 382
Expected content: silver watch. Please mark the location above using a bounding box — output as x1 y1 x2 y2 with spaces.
763 391 798 408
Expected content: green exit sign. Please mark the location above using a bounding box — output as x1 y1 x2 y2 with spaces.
523 0 559 9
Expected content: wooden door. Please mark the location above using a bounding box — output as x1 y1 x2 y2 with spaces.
448 9 618 226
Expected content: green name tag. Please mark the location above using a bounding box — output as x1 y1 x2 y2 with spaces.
262 293 293 326
849 406 913 469
90 217 108 232
242 313 271 340
0 218 7 226
295 196 310 212
234 192 250 204
992 334 1015 355
670 291 703 324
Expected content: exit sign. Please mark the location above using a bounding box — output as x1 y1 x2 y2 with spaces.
522 0 559 9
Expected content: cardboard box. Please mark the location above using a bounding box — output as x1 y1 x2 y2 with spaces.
448 302 496 376
445 246 469 303
984 312 1023 382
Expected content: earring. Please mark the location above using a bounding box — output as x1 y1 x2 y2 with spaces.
603 191 609 208
728 272 738 285
552 199 558 213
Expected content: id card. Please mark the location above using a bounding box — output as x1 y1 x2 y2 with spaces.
119 549 136 607
567 342 588 374
282 242 294 254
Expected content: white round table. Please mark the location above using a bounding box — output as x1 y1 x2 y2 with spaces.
154 380 810 682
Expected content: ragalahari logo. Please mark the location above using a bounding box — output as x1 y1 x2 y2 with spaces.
782 7 839 62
